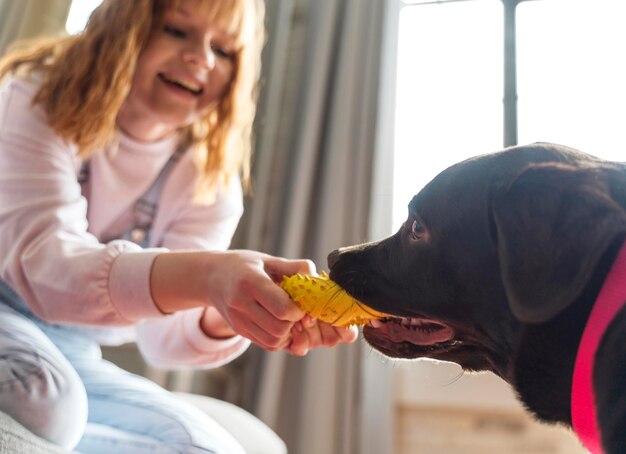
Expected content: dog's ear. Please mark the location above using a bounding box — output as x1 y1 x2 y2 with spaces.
493 162 626 323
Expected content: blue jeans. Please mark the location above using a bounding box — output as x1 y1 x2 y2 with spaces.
0 280 245 454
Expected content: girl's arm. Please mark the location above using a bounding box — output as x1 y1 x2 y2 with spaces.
0 78 165 324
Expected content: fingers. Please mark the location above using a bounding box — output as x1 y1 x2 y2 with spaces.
301 315 316 329
252 277 304 322
235 318 291 351
285 320 359 356
235 252 317 323
264 257 317 282
228 298 294 350
336 325 359 344
287 323 309 356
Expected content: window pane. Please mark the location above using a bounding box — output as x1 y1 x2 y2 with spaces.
66 0 103 34
517 0 626 160
393 0 503 229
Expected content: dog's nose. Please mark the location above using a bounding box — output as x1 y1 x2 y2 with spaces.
327 249 340 269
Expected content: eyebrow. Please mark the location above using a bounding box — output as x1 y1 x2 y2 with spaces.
171 6 237 41
174 4 190 16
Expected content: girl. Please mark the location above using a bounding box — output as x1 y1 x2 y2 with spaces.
0 0 358 452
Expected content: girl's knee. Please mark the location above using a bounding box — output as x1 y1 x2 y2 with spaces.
0 352 88 449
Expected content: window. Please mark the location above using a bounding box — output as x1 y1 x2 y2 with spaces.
66 0 103 35
393 0 503 229
392 0 626 230
517 0 626 155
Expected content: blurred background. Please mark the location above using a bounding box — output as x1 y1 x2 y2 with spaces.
2 0 625 452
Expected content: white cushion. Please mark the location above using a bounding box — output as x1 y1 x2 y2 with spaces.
175 392 287 454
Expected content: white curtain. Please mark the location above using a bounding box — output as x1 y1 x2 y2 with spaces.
0 0 72 55
232 0 394 452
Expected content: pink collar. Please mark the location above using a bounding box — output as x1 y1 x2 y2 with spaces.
572 240 626 454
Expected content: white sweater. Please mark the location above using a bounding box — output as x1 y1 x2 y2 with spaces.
0 76 250 369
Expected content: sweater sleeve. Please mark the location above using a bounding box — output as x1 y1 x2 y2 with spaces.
136 308 251 369
0 78 164 324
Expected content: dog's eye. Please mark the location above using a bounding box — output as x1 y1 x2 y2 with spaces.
410 219 425 240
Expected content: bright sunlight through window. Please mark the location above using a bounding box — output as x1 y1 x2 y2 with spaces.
393 0 626 231
517 0 626 154
392 0 503 230
66 0 103 35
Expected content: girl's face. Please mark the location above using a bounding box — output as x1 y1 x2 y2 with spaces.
118 0 238 141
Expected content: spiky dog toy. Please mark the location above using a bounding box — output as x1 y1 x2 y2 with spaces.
280 272 388 327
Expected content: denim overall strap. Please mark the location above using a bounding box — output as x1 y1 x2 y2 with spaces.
79 145 185 248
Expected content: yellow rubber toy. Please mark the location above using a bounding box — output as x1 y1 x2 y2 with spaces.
280 272 388 327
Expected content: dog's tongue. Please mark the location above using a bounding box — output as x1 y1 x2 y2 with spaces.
373 318 454 345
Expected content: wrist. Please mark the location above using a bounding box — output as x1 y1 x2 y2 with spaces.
150 251 216 313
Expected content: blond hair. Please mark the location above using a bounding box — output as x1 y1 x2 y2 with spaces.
0 0 265 201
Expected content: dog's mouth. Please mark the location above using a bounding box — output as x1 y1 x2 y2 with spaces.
367 316 455 346
364 317 493 371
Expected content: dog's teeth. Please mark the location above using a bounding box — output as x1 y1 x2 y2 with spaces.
401 317 412 326
370 319 383 328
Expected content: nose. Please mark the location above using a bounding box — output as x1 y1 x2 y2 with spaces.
184 42 216 70
327 249 341 269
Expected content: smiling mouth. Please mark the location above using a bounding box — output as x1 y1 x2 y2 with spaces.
158 73 203 96
368 316 455 346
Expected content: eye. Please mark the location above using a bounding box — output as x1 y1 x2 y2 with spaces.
163 25 186 38
410 219 426 241
211 43 235 60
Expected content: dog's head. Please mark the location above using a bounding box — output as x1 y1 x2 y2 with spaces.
328 142 626 379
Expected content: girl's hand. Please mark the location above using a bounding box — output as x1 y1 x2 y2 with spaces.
203 250 315 350
150 250 315 351
286 315 359 356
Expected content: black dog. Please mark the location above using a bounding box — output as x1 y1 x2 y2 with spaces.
328 142 626 453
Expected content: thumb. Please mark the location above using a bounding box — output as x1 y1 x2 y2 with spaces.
265 257 317 282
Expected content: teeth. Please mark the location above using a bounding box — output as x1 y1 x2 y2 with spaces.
162 75 201 93
367 317 445 333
